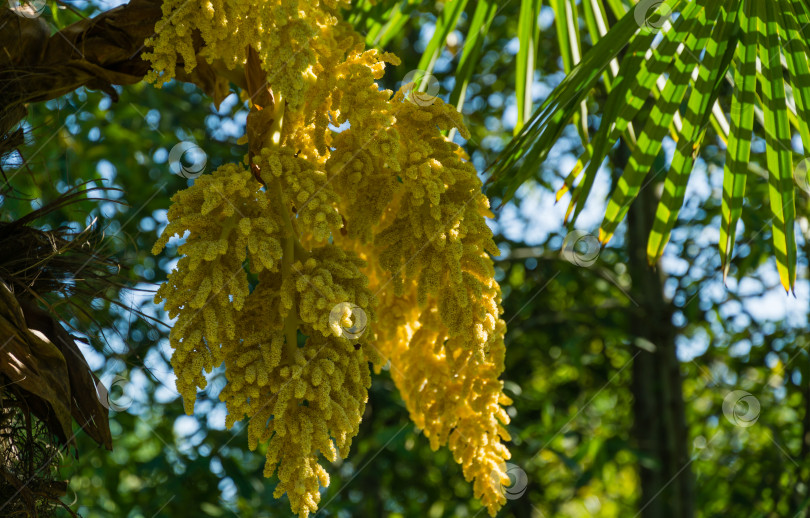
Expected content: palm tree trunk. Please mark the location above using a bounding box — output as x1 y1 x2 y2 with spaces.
626 167 695 518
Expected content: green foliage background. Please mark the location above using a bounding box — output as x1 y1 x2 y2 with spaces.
4 1 810 517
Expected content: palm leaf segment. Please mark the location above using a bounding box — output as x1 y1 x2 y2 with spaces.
491 0 810 293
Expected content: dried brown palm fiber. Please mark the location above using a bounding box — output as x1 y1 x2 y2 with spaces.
0 182 166 446
0 0 236 159
0 281 83 518
0 0 161 135
0 383 77 518
0 183 126 449
0 185 132 516
19 299 113 451
0 184 122 297
0 281 74 447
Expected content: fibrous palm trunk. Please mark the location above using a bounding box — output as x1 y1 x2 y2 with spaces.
626 159 695 518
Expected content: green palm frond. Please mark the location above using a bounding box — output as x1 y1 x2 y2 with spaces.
349 0 496 118
516 0 542 133
490 0 810 292
348 0 422 48
448 0 497 113
351 0 630 136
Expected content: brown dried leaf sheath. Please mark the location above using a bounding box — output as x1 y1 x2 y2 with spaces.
0 0 233 157
0 282 74 447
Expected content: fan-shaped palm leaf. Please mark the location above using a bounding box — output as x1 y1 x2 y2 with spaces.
490 0 810 292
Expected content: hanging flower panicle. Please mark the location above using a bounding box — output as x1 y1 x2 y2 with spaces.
147 0 512 516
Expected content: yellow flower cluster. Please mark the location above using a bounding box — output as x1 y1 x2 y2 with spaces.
153 163 285 413
373 95 503 354
256 147 341 243
371 284 512 516
148 1 512 516
143 0 355 108
225 249 376 516
346 98 511 511
155 163 379 516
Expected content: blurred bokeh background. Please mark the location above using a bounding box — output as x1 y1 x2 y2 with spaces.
3 1 810 517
